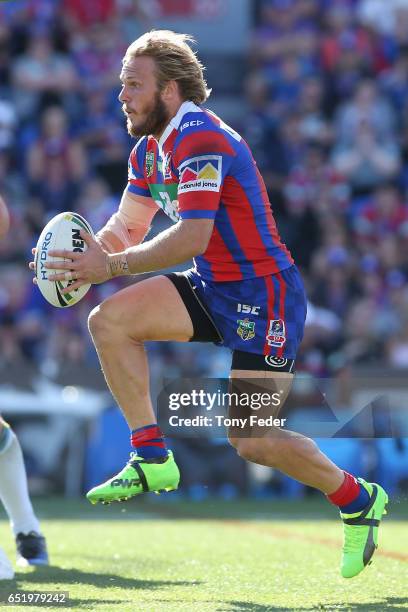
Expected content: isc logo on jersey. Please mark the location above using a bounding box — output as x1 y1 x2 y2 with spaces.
178 155 222 194
180 120 204 131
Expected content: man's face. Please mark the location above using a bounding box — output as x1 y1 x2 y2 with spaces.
118 55 169 138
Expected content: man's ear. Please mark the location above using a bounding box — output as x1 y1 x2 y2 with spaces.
161 80 179 102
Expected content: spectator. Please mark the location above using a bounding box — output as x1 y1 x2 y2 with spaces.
0 151 21 201
358 0 408 36
284 142 350 215
297 77 333 145
12 32 78 119
0 23 12 94
352 185 408 247
336 80 395 142
62 0 115 30
78 87 116 164
26 105 86 216
251 0 319 70
311 247 358 318
380 48 408 117
332 118 401 194
0 100 16 154
386 323 408 367
70 22 125 93
242 71 289 193
76 178 117 232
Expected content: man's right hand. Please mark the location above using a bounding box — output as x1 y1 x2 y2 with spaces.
29 248 38 284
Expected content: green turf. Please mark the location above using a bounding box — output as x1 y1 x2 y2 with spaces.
0 496 407 611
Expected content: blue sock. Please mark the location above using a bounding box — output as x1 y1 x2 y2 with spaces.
130 424 168 460
340 485 370 514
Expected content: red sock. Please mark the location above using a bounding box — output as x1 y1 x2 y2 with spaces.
327 471 360 507
130 424 167 460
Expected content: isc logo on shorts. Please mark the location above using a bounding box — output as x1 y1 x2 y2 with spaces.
178 155 222 194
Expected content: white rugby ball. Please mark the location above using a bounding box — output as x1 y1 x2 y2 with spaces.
35 212 94 308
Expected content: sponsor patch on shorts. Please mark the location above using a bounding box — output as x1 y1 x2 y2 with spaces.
266 319 286 347
236 318 256 341
178 155 222 194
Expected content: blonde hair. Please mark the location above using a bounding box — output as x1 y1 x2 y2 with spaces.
124 30 211 105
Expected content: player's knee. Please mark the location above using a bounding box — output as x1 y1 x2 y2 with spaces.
228 436 261 462
88 304 104 340
293 436 320 461
88 301 118 343
231 438 266 464
229 435 285 467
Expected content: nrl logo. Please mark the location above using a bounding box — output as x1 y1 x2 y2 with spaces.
237 318 255 341
145 151 155 178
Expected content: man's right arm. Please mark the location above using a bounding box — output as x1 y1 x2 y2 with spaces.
96 186 158 253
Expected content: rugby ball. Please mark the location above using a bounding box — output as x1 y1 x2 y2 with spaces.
35 212 94 308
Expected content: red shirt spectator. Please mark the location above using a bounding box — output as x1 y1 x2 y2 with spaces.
353 185 408 245
63 0 115 28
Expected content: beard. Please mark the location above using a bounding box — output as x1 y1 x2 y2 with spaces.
126 91 169 138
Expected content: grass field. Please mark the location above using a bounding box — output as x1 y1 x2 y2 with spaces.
0 496 407 611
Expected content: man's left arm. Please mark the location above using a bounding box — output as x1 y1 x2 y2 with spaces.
44 216 214 291
107 217 214 277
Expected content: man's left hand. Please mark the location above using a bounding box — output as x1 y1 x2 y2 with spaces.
45 231 110 293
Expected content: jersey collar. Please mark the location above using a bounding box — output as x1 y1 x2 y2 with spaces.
158 100 201 148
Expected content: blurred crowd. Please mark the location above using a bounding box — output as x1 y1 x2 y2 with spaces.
1 0 408 497
1 0 408 388
247 0 408 374
0 0 160 387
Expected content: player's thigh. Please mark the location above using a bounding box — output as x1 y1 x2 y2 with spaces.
228 370 294 443
92 274 194 342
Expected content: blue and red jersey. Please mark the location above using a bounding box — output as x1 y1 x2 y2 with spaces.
127 101 294 282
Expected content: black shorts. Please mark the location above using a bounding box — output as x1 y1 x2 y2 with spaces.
165 272 221 343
